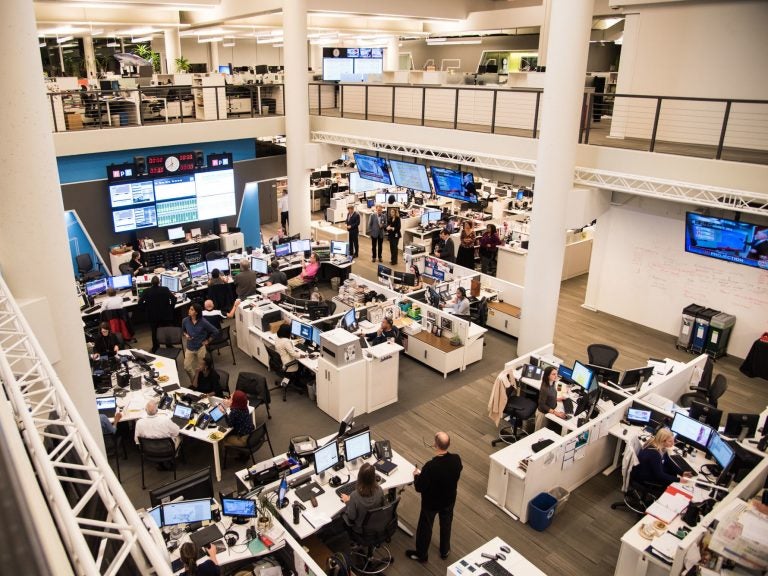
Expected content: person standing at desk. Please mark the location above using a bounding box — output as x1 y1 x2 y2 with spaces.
441 287 470 316
181 302 219 382
341 463 385 529
279 190 290 234
407 431 462 563
91 322 120 358
233 258 257 298
479 223 502 276
386 207 402 265
535 366 566 430
367 204 388 263
456 221 475 269
434 228 455 263
286 253 320 291
138 275 177 353
631 428 691 495
345 204 361 259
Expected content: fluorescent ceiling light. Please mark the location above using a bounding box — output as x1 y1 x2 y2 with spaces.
106 41 121 47
198 36 223 43
426 38 481 45
133 36 153 42
120 27 156 36
222 42 235 47
60 43 79 48
57 36 74 44
39 41 47 47
272 43 284 48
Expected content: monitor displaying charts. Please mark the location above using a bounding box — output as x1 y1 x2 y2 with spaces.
388 159 432 193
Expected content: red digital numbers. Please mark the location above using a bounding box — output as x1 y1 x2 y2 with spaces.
178 153 194 161
147 156 164 164
149 166 164 175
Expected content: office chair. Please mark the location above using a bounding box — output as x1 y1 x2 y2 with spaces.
138 437 183 489
345 498 400 575
587 343 619 368
118 262 133 275
103 431 127 483
222 422 275 469
292 274 319 300
469 296 488 327
76 253 104 282
491 382 537 446
102 309 133 341
235 371 272 419
266 347 306 402
215 369 230 396
155 327 184 362
610 435 663 515
679 373 728 409
205 250 227 261
207 326 236 366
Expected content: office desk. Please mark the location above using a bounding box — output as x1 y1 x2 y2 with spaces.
447 537 547 576
404 330 464 379
258 283 287 298
310 222 348 243
403 226 440 249
486 300 521 338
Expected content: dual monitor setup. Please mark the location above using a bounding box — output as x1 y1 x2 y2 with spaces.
148 495 259 528
377 264 418 288
313 427 373 481
84 274 134 297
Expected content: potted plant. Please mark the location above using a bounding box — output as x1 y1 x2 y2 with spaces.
175 56 190 73
257 493 274 532
450 334 462 347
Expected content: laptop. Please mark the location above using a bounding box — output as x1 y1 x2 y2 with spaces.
171 403 194 427
189 524 224 559
208 404 230 429
96 396 117 418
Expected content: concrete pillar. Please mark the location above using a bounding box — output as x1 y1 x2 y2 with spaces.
537 0 553 67
385 36 399 71
83 34 97 84
309 44 323 73
0 0 103 447
518 0 594 355
209 41 220 73
283 0 312 239
164 27 181 74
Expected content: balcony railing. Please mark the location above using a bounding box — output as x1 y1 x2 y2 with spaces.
308 82 768 165
48 84 285 132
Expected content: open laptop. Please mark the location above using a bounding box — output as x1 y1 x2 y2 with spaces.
96 395 117 418
171 403 194 427
189 524 224 559
208 404 230 430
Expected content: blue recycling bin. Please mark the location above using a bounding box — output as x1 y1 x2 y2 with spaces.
528 493 558 531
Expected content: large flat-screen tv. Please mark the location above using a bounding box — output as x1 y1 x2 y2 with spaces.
430 166 479 203
685 212 768 269
154 169 236 227
322 47 383 82
353 153 391 185
349 172 393 194
109 180 155 209
388 159 432 193
112 205 158 233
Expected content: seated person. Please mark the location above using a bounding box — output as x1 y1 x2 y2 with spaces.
202 298 226 330
192 356 225 397
270 226 287 247
101 287 124 311
100 411 123 435
267 260 287 286
127 251 144 276
134 399 181 449
275 323 306 374
366 317 399 345
287 253 320 290
179 542 220 576
535 366 566 430
630 428 691 495
222 390 256 449
441 286 470 316
92 322 120 358
207 268 226 286
341 463 385 530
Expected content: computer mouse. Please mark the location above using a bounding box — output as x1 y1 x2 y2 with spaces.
622 429 627 436
499 545 510 554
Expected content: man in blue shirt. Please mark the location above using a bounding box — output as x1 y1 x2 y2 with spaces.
182 302 219 382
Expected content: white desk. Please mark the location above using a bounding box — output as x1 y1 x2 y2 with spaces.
257 283 287 298
447 536 547 576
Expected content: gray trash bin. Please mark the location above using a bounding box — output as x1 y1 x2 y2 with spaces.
549 486 570 516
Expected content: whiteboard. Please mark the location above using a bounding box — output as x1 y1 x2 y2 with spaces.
587 202 768 358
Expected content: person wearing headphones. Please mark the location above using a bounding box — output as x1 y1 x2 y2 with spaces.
441 287 470 316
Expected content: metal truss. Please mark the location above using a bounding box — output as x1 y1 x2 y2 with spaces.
311 130 767 217
0 275 172 576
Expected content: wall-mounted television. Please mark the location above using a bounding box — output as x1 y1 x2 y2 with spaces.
322 47 383 82
388 159 432 193
349 172 393 194
353 153 391 185
685 212 768 269
109 180 155 208
430 166 478 203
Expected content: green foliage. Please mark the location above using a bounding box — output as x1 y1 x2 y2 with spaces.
133 43 160 72
175 56 190 73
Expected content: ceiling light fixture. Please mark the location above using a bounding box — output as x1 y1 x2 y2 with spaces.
222 42 235 47
198 36 223 43
426 38 481 45
57 35 74 44
257 36 281 44
133 36 153 43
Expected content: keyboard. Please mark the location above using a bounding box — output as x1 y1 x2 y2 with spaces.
335 475 385 497
669 453 697 476
562 398 574 416
82 305 100 315
481 559 513 576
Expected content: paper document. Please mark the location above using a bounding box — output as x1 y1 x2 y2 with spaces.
651 532 681 560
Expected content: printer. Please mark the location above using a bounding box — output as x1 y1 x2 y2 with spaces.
404 244 426 256
320 328 362 368
242 300 283 332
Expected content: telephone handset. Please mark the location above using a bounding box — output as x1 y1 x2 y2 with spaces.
374 440 392 461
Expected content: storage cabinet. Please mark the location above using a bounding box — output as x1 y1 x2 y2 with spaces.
316 358 367 421
404 332 463 378
486 301 521 338
365 343 402 412
193 74 227 120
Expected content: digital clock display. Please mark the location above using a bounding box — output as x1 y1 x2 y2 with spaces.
145 152 195 175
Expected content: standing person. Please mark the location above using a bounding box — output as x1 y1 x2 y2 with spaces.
138 275 177 353
345 203 360 258
279 190 289 234
434 228 456 263
479 223 502 275
535 366 567 430
233 258 258 298
456 221 475 269
181 302 219 382
367 204 388 263
406 431 462 563
386 207 402 265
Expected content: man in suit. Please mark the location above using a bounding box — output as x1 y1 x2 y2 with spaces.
434 228 456 263
138 275 177 353
345 203 361 258
367 204 388 263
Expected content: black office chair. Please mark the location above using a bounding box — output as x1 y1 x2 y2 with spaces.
266 347 305 401
679 373 728 409
346 498 400 575
215 369 230 396
77 253 104 282
103 432 127 483
208 326 236 366
611 438 664 515
292 274 319 300
118 262 133 275
491 382 537 446
138 437 182 489
469 296 488 327
222 422 275 469
205 251 228 261
207 283 234 313
235 371 272 419
155 326 184 362
587 344 619 368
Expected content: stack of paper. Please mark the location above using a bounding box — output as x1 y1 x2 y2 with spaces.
646 492 691 523
649 532 681 563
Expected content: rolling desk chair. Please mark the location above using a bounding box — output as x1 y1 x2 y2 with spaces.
266 347 305 402
345 498 400 575
491 381 537 446
234 371 272 419
587 343 619 368
678 373 728 409
77 253 104 283
207 283 234 314
138 437 183 489
610 435 664 515
118 262 133 275
205 251 228 261
222 422 275 469
207 325 236 366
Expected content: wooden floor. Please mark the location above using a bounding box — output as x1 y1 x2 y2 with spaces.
113 223 768 575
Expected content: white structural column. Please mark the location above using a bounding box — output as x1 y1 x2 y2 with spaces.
210 41 220 73
164 27 181 74
82 34 97 84
0 0 103 447
537 0 552 67
385 36 399 71
518 0 595 355
283 0 312 238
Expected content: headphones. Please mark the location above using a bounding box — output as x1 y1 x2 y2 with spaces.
224 530 239 547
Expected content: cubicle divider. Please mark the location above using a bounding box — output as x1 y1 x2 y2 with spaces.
638 354 708 406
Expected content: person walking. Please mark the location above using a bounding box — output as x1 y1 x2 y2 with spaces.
367 204 387 263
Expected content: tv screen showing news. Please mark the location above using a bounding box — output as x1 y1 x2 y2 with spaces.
353 153 391 185
388 159 432 193
430 166 479 203
685 212 767 269
322 47 383 82
349 172 393 194
109 180 155 209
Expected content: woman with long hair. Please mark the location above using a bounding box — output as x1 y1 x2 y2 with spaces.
631 428 691 493
341 462 384 529
179 541 219 575
535 366 566 430
456 220 475 269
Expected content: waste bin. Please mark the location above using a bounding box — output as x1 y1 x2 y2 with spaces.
111 114 121 127
528 493 557 531
548 486 570 516
306 382 316 402
691 308 720 354
677 303 705 350
706 312 736 359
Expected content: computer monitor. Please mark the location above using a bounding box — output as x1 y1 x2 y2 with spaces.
160 274 180 292
275 243 291 258
313 441 340 478
571 360 595 392
161 498 212 526
400 272 417 287
220 497 257 524
167 226 185 242
626 406 653 427
723 413 759 440
344 429 372 462
178 270 191 289
620 366 654 392
706 432 736 475
557 364 573 382
307 301 331 320
375 193 387 205
96 396 117 412
190 262 208 279
148 505 163 528
148 467 215 507
427 286 441 308
85 278 108 297
206 258 229 275
338 407 355 437
250 257 268 275
585 363 622 387
109 274 133 291
688 400 723 429
218 65 232 74
290 239 311 255
671 411 713 452
290 319 316 345
330 241 349 256
377 264 392 282
340 308 357 332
